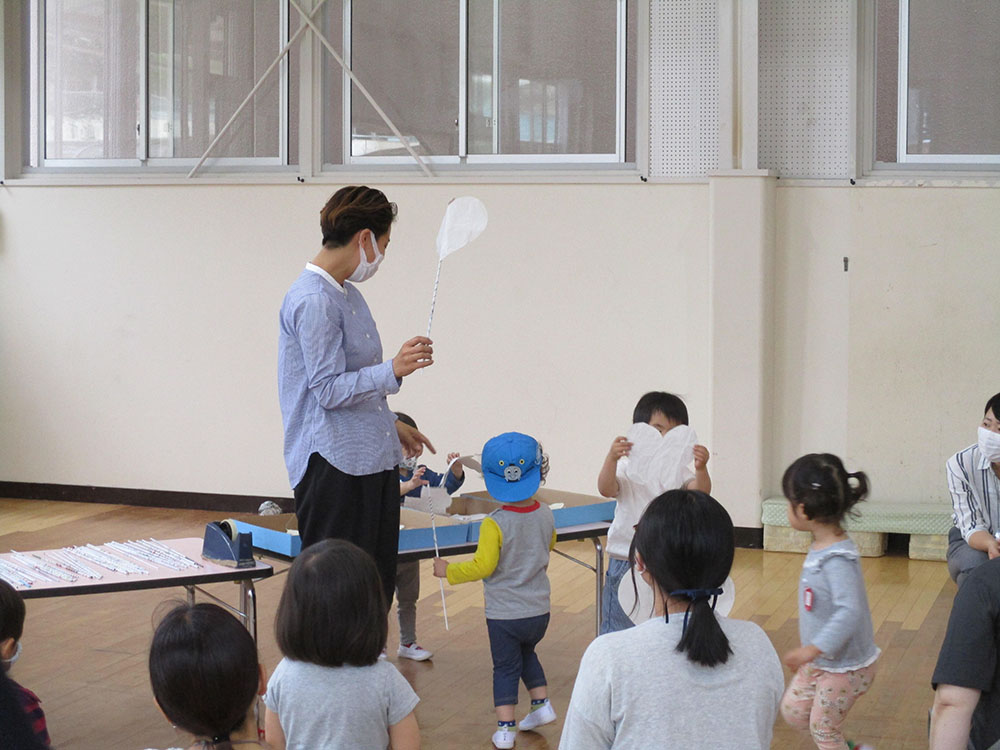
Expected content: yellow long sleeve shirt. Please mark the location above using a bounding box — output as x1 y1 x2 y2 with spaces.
446 517 558 584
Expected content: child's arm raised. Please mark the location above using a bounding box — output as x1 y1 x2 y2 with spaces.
400 467 429 496
433 518 502 583
388 711 420 750
687 445 712 493
598 437 631 498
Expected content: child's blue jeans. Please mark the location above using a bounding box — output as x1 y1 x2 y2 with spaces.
600 557 637 635
486 613 550 706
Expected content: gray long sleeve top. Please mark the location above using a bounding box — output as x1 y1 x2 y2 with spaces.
798 539 881 672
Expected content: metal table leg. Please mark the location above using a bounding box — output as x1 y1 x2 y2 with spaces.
552 536 606 638
592 537 604 637
239 580 258 644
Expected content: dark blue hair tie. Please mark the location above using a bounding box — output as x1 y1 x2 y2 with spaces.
669 588 724 601
666 588 725 632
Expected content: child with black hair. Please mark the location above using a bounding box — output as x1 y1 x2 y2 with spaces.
779 453 880 750
433 432 557 750
393 411 465 661
147 602 267 750
0 579 49 748
561 489 783 749
263 539 419 750
597 391 712 634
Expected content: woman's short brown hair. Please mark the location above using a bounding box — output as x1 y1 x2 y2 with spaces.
320 186 397 248
274 539 387 667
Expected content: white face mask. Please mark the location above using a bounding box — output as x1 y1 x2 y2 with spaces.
400 456 419 472
978 426 1000 463
2 641 22 666
347 230 384 283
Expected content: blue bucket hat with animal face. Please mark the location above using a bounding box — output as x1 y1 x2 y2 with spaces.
481 432 542 503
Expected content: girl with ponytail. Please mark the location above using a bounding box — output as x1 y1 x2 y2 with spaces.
560 490 783 749
779 453 880 750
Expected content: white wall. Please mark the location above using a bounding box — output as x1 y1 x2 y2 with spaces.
3 181 999 525
772 186 1000 505
0 183 712 503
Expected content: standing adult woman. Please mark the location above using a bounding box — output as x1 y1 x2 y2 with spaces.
278 185 434 604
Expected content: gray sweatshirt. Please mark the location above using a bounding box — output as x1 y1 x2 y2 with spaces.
560 615 784 749
798 538 881 671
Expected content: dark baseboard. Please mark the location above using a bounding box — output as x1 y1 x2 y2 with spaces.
734 526 764 549
0 481 293 514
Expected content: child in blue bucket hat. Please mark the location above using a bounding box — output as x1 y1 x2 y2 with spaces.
433 432 558 749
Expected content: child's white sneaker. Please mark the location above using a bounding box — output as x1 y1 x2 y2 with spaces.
518 700 557 731
491 728 516 749
397 642 433 661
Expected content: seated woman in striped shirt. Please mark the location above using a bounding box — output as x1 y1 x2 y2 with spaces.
946 391 1000 586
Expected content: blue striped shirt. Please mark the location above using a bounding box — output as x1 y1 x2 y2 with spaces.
278 265 402 487
947 443 1000 541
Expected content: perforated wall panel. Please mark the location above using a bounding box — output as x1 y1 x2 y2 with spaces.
649 0 720 178
758 0 852 178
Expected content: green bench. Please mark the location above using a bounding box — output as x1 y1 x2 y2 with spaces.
760 497 953 560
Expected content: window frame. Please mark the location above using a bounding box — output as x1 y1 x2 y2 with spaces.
26 0 292 172
894 0 1000 166
857 0 1000 180
2 0 648 183
328 0 631 170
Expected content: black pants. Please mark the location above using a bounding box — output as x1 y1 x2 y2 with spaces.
294 453 400 608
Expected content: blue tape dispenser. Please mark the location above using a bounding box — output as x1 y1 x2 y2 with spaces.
201 519 255 568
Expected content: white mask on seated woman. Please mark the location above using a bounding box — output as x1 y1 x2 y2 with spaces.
978 426 1000 463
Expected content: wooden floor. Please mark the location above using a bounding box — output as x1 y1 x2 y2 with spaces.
1 498 953 750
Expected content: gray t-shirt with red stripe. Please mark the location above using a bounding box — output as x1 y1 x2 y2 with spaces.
483 501 556 620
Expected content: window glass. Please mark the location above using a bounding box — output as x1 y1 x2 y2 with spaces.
905 0 1000 156
29 0 632 172
347 0 460 158
319 3 344 166
44 0 142 159
875 0 1000 162
148 0 282 159
467 0 494 155
498 0 619 155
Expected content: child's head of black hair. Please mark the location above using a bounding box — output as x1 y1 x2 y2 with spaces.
394 411 417 430
985 392 1000 420
149 602 260 748
275 539 386 667
0 581 25 645
632 392 689 427
629 489 734 667
781 453 869 525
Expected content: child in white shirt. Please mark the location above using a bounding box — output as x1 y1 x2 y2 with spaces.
596 391 711 634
